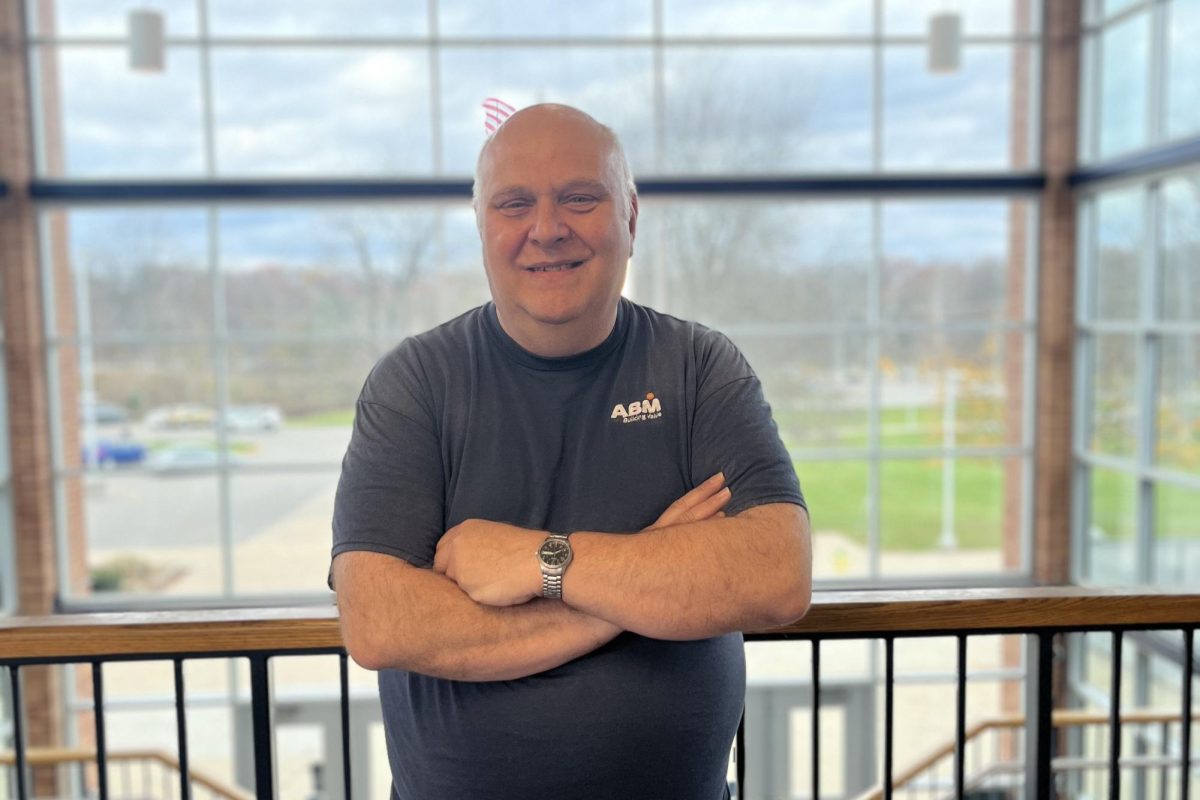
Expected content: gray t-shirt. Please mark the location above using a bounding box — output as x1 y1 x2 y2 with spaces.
332 298 804 800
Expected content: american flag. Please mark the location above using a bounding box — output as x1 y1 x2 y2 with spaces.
482 97 516 134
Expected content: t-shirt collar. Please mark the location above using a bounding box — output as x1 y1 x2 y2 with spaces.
483 298 629 371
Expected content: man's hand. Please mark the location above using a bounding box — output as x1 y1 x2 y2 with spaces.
645 471 730 530
434 473 732 607
433 520 544 606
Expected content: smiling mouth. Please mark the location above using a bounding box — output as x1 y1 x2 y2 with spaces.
526 260 585 273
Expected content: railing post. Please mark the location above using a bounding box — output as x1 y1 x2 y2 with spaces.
174 658 191 800
1183 628 1193 800
9 666 28 800
883 637 894 800
1025 632 1055 799
339 653 352 800
92 662 109 800
248 655 275 800
811 639 820 800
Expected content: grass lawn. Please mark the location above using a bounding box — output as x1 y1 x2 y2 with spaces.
796 458 1008 550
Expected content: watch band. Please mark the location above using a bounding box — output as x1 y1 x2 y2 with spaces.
541 572 564 599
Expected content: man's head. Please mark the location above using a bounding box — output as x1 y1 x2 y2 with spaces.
472 104 639 358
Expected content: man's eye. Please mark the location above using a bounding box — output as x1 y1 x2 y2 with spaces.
565 195 598 207
498 200 531 212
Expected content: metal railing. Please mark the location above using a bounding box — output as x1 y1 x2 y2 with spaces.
0 748 248 800
0 589 1197 800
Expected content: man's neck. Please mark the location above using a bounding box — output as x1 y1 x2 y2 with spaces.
495 304 619 359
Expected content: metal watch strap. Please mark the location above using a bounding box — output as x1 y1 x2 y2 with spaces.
541 572 564 599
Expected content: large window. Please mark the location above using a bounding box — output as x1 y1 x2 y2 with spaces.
25 0 1044 605
25 0 1041 178
1075 170 1200 586
1080 0 1200 163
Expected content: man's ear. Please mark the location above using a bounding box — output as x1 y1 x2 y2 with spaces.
627 193 639 257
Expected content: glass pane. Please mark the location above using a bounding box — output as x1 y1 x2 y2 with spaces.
49 208 212 338
880 457 1011 576
439 47 655 175
226 341 372 465
220 207 443 339
208 0 427 36
883 45 1035 170
34 46 206 177
640 199 871 325
1098 12 1150 159
232 472 338 594
1090 333 1138 457
665 0 872 36
883 0 1040 35
1094 186 1143 321
663 47 872 173
56 342 217 472
26 0 199 37
211 49 432 176
442 207 496 313
882 199 1032 324
881 331 1026 449
1157 334 1200 471
1101 0 1146 18
1161 173 1200 322
739 334 870 451
72 472 223 597
1086 466 1138 583
798 459 869 581
1167 0 1200 140
1154 482 1200 587
441 0 652 37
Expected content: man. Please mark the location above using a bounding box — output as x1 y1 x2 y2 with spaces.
331 104 811 800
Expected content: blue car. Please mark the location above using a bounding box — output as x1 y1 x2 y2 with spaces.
82 439 147 467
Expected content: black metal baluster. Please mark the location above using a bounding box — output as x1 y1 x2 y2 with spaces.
1027 632 1054 800
884 637 894 800
9 666 28 800
93 662 109 800
339 653 352 800
1110 631 1124 800
812 639 820 800
174 658 191 800
1182 628 1193 800
955 635 967 798
735 708 745 800
249 655 275 800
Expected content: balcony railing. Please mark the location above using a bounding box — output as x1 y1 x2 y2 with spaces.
1 588 1197 800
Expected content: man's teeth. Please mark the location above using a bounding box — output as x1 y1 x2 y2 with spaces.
529 262 580 272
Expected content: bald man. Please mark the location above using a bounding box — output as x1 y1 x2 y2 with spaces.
331 104 811 800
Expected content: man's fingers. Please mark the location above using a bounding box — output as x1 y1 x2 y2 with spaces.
648 473 729 530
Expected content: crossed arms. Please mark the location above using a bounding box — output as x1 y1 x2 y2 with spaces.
333 473 811 682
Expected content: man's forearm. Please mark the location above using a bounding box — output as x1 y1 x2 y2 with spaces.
335 551 620 682
562 503 811 640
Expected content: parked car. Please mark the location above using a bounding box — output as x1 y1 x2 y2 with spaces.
147 447 240 474
80 402 130 426
221 404 284 432
144 404 215 430
82 438 147 467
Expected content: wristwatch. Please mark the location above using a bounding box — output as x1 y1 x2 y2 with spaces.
537 533 573 599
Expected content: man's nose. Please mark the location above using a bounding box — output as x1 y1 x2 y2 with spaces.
529 201 570 246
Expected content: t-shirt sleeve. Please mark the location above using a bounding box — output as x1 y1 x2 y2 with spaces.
330 346 446 578
690 330 805 516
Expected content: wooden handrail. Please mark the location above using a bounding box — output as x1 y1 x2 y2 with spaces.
0 747 250 800
855 708 1199 800
1 587 1198 661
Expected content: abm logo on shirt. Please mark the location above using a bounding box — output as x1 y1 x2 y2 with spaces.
611 392 663 424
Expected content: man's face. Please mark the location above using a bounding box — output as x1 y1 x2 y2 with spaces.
477 112 637 351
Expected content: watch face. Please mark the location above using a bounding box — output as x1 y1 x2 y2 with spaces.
539 539 571 567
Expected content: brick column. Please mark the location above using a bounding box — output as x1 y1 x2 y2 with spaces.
0 1 65 795
1035 0 1080 587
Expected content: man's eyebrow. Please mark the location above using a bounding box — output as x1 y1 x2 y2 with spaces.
489 185 533 201
559 179 610 196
